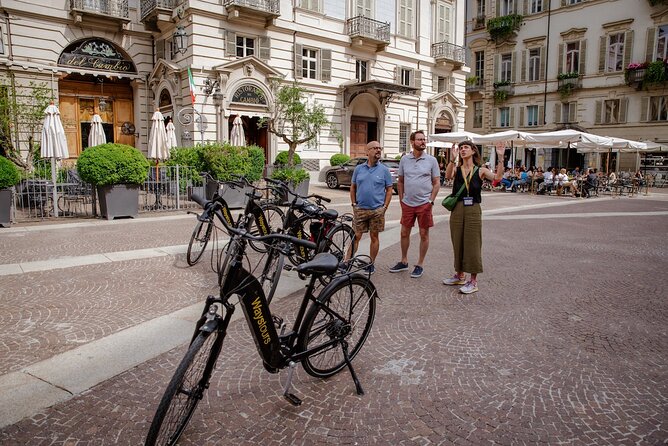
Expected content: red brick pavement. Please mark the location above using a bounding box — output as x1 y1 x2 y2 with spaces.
1 195 667 444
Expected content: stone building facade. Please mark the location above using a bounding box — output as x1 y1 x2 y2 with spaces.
1 0 468 170
464 0 668 173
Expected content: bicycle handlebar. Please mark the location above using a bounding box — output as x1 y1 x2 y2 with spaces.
191 193 317 251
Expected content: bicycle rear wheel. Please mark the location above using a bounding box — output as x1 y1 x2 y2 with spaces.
248 204 285 253
186 219 213 266
297 275 376 378
322 223 356 263
145 329 223 445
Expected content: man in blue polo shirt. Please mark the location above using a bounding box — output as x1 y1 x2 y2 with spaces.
349 141 393 274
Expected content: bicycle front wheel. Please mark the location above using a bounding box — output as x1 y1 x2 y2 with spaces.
321 223 356 263
145 329 223 445
186 219 213 266
248 204 285 253
297 275 376 378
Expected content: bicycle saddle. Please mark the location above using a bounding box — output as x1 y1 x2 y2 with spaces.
296 252 339 276
320 209 338 221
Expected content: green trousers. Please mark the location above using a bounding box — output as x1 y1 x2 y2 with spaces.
449 201 483 274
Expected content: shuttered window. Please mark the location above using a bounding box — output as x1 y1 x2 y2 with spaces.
399 0 415 38
528 49 540 81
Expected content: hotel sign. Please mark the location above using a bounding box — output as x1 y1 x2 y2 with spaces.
59 39 136 73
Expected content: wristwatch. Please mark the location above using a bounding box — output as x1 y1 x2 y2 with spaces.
351 202 357 207
430 200 434 205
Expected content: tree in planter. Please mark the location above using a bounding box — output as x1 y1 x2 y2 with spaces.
0 79 52 170
274 150 302 167
262 83 329 167
0 155 20 226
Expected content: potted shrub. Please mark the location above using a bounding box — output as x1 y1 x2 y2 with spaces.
330 153 350 167
271 166 310 202
0 156 20 227
200 142 265 208
77 143 149 220
164 145 206 201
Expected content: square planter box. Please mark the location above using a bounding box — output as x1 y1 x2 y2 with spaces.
97 184 140 220
0 188 12 227
277 178 310 204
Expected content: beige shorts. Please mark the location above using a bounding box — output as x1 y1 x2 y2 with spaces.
353 207 385 233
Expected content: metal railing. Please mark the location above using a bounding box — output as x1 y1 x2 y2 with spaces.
223 0 280 14
346 16 390 43
10 162 201 223
431 42 466 64
465 78 485 92
70 0 129 18
140 0 178 21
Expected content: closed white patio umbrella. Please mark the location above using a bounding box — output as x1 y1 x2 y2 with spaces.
88 114 106 148
41 102 69 217
166 120 178 150
230 115 246 147
148 110 170 162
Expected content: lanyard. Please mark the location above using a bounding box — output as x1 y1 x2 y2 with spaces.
461 166 474 196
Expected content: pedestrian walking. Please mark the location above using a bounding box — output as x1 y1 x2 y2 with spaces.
348 141 393 274
442 140 505 294
389 130 440 278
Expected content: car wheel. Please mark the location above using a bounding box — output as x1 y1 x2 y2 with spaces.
326 173 340 189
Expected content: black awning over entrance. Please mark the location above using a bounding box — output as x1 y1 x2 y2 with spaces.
342 80 419 108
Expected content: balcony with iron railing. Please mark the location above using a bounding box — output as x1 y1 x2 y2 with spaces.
431 41 466 69
346 16 390 51
465 77 485 93
224 0 280 25
140 0 178 23
473 15 486 30
70 0 130 23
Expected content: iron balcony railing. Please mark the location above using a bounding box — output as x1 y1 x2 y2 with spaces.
465 78 485 92
431 42 466 64
346 16 390 43
223 0 280 14
70 0 129 18
140 0 178 22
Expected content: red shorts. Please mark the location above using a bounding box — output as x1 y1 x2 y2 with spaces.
400 201 434 229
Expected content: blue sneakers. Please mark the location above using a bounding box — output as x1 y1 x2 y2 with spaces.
389 262 409 273
410 265 424 278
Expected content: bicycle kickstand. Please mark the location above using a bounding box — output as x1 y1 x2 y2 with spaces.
341 340 364 396
282 361 302 406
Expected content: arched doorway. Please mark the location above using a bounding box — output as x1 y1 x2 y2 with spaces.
349 97 380 158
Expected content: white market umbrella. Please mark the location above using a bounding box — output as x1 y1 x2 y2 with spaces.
88 114 106 147
230 115 245 147
148 110 170 162
166 121 178 150
428 131 483 145
41 103 69 217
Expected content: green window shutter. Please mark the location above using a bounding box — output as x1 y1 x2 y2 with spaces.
295 43 303 79
539 47 546 80
509 107 515 127
523 0 528 15
492 108 497 127
554 103 561 123
578 40 586 75
511 51 518 83
645 27 656 62
413 70 422 89
320 49 331 82
494 54 499 81
557 44 564 74
395 66 401 84
598 36 606 73
156 39 165 61
594 100 602 124
226 31 236 57
619 98 628 124
521 50 527 82
568 101 577 123
519 106 525 127
496 0 501 16
640 97 649 122
623 30 633 69
259 37 270 60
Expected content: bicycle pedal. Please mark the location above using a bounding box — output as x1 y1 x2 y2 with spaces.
272 315 284 328
284 393 302 406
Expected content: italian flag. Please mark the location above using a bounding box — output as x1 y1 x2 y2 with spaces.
187 67 196 105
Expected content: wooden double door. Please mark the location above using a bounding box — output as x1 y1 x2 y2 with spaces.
350 119 377 158
59 78 134 158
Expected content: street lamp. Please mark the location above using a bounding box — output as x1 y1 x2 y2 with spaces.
173 26 188 55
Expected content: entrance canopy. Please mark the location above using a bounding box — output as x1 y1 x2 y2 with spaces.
342 79 419 108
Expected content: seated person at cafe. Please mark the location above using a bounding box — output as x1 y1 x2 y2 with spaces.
538 167 554 194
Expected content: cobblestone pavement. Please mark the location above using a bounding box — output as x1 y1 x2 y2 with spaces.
1 191 667 445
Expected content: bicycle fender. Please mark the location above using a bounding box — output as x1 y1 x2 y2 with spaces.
316 272 375 303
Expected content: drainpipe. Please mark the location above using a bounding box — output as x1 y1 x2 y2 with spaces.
542 0 551 125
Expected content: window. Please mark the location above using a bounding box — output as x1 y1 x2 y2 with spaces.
473 101 483 128
606 33 624 72
565 42 579 73
604 99 620 124
0 26 4 55
356 0 372 16
399 0 415 38
401 68 411 86
529 0 543 14
236 36 255 57
475 51 485 79
500 53 512 82
527 105 539 126
299 0 321 12
437 76 453 93
559 102 577 123
302 48 317 79
657 25 668 60
435 1 452 43
568 0 582 4
500 0 515 15
396 66 420 88
476 0 485 17
528 49 540 81
399 123 410 152
649 96 668 122
356 59 368 82
500 107 510 127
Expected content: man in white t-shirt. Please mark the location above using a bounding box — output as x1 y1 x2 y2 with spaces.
389 130 440 278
